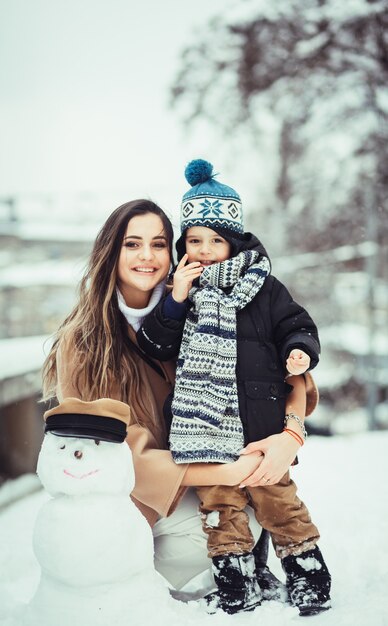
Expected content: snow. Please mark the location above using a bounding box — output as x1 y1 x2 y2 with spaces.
0 335 50 380
272 241 378 274
0 221 99 242
0 431 387 625
0 474 41 510
319 324 388 356
0 259 85 288
295 556 321 573
204 511 220 528
311 355 353 389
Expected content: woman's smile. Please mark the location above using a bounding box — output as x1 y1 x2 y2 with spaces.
132 266 159 273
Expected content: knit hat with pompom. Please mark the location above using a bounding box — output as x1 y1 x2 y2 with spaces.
180 159 244 237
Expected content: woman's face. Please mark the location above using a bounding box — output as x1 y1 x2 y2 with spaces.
117 213 171 308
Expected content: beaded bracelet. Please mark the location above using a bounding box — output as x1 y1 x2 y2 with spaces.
284 413 307 441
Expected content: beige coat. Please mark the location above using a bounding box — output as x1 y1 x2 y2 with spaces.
56 327 188 526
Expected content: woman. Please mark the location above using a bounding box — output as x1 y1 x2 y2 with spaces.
42 199 308 597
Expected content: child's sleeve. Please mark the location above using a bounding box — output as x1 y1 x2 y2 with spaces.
136 294 187 360
269 278 320 370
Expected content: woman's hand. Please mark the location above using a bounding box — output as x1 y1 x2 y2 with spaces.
171 254 203 303
238 432 300 487
226 451 264 486
286 349 310 375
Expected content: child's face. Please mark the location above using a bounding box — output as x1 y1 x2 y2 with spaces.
185 227 231 267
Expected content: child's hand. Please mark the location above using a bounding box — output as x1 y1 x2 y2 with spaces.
172 254 203 303
286 349 310 375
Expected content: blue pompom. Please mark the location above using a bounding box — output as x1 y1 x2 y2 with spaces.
184 159 213 186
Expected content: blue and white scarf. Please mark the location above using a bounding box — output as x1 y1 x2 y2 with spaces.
170 251 271 463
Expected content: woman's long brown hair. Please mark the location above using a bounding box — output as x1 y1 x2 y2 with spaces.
42 200 174 431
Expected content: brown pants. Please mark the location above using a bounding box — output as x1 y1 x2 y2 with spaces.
196 472 320 559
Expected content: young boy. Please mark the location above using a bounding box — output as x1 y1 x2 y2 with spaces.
137 159 331 616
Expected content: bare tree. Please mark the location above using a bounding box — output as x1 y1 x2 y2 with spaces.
171 0 388 251
171 0 388 428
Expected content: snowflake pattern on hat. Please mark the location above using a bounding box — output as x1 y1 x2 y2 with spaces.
180 159 244 235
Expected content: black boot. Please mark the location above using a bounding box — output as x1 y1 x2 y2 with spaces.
252 530 287 602
281 545 332 616
204 553 262 614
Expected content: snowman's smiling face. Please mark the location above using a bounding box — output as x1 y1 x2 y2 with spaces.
60 439 101 480
37 432 135 497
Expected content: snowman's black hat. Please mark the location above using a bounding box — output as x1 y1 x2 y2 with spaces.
44 398 131 443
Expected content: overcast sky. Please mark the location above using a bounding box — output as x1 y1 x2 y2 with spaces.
0 0 245 225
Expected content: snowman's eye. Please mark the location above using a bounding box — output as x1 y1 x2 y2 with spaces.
94 440 101 446
60 445 66 450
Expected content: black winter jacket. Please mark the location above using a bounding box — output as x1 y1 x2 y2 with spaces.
137 236 320 445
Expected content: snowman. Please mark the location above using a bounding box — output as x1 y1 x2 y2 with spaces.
21 398 171 626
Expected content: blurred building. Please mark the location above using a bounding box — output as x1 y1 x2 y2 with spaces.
273 247 388 432
0 336 50 481
0 196 98 482
0 197 98 339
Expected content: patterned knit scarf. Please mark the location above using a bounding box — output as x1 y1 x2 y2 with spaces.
170 251 271 463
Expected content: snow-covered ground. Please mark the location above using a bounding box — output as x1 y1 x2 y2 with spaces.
0 336 50 381
0 431 387 625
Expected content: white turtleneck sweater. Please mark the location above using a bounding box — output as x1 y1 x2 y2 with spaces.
116 281 166 331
